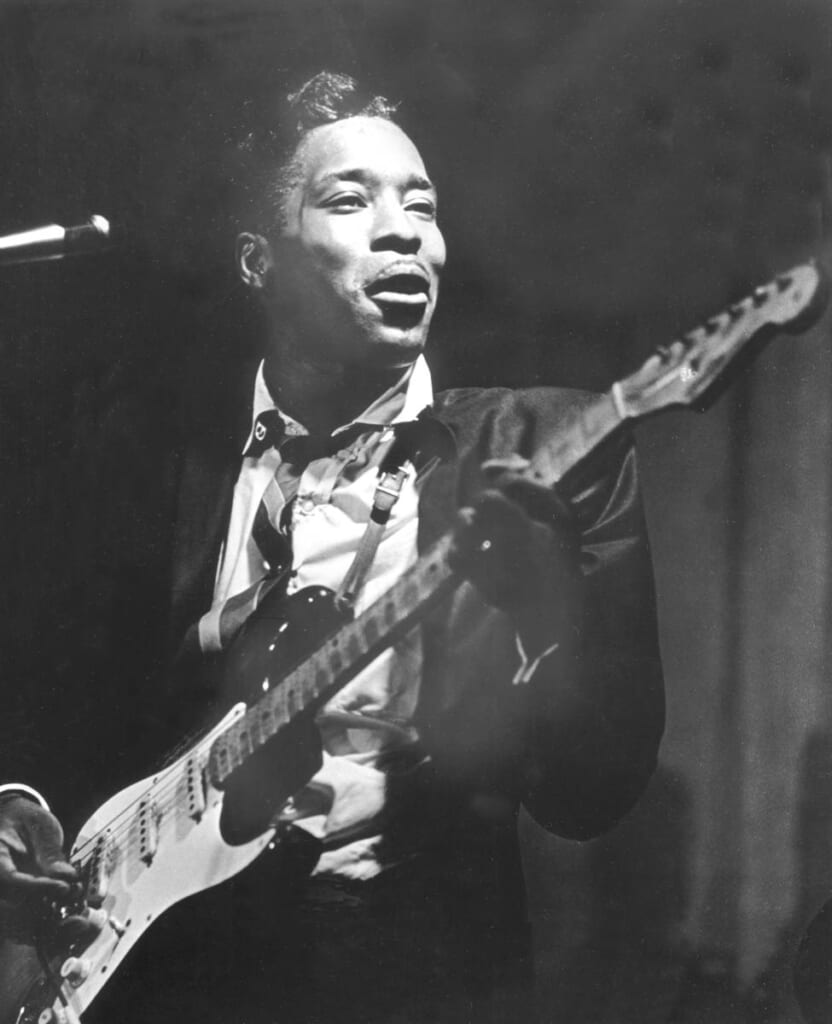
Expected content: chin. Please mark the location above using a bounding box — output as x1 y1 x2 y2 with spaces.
370 326 428 366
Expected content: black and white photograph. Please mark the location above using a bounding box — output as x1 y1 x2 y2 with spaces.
0 2 831 1022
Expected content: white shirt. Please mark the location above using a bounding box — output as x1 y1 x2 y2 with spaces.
211 357 433 878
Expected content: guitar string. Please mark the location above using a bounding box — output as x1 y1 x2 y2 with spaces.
70 537 457 867
70 622 369 865
69 683 298 865
71 590 385 861
70 730 270 871
68 599 386 864
69 663 309 863
70 734 222 868
69 539 453 864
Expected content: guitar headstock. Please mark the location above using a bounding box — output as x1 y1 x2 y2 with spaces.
614 262 827 420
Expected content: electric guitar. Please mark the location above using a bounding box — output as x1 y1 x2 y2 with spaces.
1 262 826 1024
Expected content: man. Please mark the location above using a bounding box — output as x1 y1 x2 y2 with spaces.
0 71 664 1022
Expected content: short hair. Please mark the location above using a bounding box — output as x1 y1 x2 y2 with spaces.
235 71 399 234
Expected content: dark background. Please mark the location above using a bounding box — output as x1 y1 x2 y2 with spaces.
2 0 832 1020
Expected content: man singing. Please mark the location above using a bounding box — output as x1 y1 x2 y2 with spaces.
0 71 664 1023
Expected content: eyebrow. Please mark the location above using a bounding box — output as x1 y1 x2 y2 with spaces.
314 168 438 197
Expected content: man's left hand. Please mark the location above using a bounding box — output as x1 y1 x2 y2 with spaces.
449 469 582 658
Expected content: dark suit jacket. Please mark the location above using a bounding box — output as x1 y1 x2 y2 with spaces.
0 366 664 1023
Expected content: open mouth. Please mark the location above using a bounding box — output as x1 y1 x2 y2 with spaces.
365 273 430 306
365 272 430 329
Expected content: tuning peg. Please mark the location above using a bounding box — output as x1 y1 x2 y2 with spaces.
705 318 721 333
727 303 745 320
752 286 770 307
655 344 673 362
776 274 793 292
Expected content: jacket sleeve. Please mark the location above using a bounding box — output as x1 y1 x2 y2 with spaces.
517 428 665 840
421 386 664 842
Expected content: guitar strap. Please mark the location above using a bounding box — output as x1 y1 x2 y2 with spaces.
334 432 411 613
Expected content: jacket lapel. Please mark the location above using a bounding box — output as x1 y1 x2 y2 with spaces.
167 365 256 650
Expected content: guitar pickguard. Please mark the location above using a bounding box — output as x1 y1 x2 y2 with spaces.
7 705 273 1024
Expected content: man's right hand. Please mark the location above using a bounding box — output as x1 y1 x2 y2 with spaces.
0 796 78 941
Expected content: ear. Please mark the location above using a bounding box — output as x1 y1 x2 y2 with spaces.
236 232 274 290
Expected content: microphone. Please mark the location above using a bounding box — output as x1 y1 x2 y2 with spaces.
0 215 114 266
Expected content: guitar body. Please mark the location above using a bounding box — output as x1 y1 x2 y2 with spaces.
2 706 270 1024
1 585 342 1024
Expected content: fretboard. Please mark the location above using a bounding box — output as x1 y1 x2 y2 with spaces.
207 533 458 788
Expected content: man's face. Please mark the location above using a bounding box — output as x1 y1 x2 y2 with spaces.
264 116 446 370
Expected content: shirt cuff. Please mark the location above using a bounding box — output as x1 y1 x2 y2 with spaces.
513 632 559 686
0 784 50 812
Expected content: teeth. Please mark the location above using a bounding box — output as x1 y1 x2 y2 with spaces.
371 291 427 305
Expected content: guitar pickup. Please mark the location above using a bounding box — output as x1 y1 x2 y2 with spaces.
137 797 162 866
80 832 118 907
185 754 207 821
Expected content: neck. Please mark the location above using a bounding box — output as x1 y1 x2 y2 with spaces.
263 348 412 436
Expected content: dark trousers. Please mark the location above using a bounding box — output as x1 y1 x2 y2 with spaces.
90 827 534 1024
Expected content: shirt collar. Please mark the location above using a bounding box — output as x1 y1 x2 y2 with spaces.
243 354 434 455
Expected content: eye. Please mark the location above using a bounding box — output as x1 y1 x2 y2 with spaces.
406 197 437 220
324 193 367 211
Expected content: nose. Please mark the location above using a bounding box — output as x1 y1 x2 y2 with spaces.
370 195 421 254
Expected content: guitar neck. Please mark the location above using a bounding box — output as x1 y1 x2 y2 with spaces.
207 389 626 790
522 390 625 485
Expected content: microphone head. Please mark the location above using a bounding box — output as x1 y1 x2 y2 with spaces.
0 214 115 266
